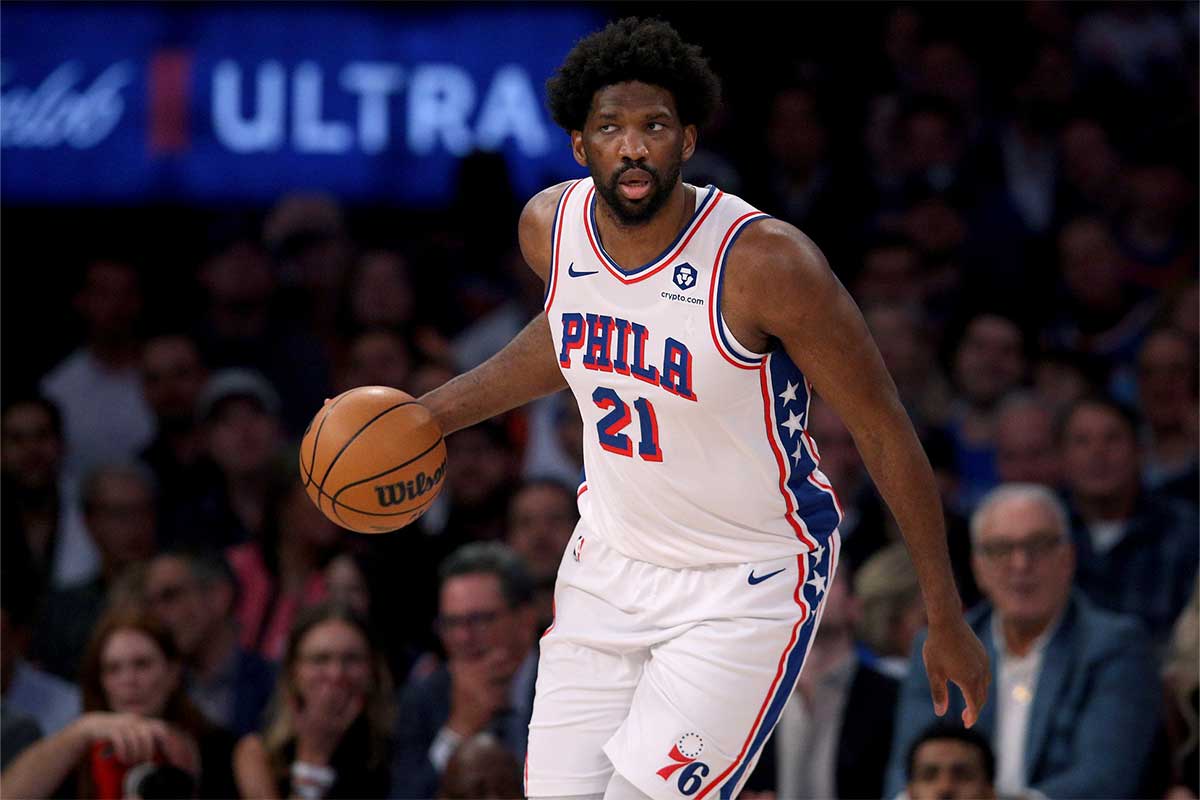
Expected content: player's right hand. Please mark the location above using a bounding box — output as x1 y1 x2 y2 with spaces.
922 615 990 728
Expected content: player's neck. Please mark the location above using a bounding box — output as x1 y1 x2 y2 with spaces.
594 182 693 269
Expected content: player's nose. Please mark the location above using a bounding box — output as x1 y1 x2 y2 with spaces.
618 131 649 159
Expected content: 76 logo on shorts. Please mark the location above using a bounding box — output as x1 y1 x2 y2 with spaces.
656 733 710 796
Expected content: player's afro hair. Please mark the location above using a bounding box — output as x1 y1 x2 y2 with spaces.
546 17 722 132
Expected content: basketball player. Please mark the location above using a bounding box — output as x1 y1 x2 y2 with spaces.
417 18 989 800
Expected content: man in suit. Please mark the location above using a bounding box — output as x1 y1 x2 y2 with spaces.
392 542 538 799
744 565 899 799
885 483 1163 799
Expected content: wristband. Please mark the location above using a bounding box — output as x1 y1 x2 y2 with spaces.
291 761 336 800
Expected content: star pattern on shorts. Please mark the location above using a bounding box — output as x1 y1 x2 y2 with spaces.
806 570 827 595
791 441 806 466
782 410 804 437
778 380 799 406
808 543 825 563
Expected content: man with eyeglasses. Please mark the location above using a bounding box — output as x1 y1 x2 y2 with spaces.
392 541 538 798
142 549 275 737
885 483 1163 800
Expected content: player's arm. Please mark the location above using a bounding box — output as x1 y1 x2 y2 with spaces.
725 219 990 726
419 183 570 436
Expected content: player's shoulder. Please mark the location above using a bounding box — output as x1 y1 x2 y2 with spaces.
520 180 577 229
726 214 831 285
519 180 579 277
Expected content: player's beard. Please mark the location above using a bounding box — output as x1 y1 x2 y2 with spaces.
590 150 683 227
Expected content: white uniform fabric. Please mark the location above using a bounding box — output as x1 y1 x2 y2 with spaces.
527 180 844 799
543 179 841 568
527 524 839 800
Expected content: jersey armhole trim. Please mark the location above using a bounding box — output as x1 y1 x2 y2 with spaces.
543 179 584 313
708 212 771 369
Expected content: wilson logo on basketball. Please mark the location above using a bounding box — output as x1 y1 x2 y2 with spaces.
374 464 445 507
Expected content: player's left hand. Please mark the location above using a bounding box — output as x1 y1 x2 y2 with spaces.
922 614 990 728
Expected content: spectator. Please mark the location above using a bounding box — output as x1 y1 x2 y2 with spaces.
854 542 926 679
40 259 156 483
1061 396 1199 644
1116 160 1196 290
0 710 41 772
341 249 416 336
504 478 579 629
168 368 284 550
1135 327 1199 501
233 602 393 799
2 608 237 799
142 550 276 737
194 236 331 436
941 312 1027 511
862 302 954 431
1164 577 1199 799
1056 117 1123 223
1 395 98 591
1043 218 1158 390
885 483 1163 799
30 462 158 680
757 84 856 266
745 566 899 799
392 542 537 798
1 568 81 739
1030 348 1101 416
226 465 336 663
993 392 1062 488
905 723 996 800
438 733 523 800
337 328 413 394
438 420 519 543
137 333 210 522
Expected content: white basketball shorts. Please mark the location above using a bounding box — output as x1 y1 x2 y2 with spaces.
525 522 840 800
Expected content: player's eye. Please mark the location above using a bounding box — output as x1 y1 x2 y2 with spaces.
598 124 617 133
647 122 666 131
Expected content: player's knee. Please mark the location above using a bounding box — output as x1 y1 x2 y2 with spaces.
603 772 656 800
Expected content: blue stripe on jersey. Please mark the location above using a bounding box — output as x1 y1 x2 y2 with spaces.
714 214 771 365
588 184 717 276
718 540 835 799
769 351 841 544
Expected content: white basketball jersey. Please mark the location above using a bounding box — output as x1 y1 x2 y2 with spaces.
544 178 841 568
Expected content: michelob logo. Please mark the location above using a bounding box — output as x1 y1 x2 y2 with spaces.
374 464 445 507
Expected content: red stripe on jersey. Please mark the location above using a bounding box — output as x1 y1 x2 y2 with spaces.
707 211 768 370
582 187 725 284
545 180 583 313
758 361 818 549
696 554 809 800
801 429 844 517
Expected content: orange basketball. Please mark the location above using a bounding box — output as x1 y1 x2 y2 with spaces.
299 386 447 534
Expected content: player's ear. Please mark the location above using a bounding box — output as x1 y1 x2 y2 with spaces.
571 130 587 167
681 124 697 162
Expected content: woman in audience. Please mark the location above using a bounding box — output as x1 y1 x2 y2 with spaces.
227 457 338 662
233 602 394 799
0 608 236 798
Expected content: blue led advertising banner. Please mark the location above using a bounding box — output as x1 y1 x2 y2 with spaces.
0 4 604 204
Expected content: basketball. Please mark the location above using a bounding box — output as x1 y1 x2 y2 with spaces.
299 386 447 534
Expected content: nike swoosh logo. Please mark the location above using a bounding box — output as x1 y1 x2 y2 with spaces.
567 262 598 278
747 568 786 585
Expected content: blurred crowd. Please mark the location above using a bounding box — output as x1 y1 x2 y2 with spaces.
1 2 1197 799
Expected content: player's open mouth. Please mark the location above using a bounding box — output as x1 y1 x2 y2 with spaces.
618 170 652 200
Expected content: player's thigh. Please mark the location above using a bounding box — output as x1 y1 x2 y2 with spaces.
526 636 645 798
605 543 837 800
